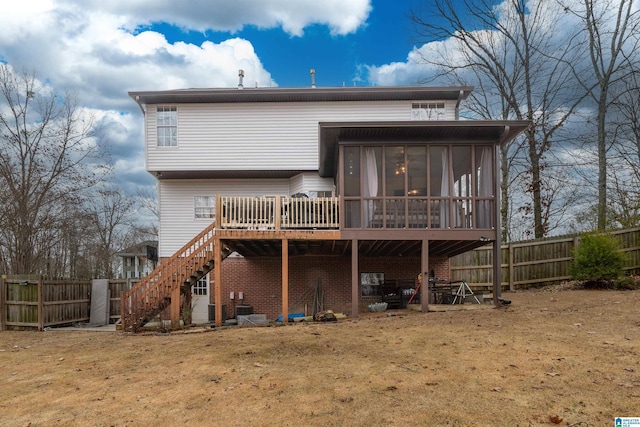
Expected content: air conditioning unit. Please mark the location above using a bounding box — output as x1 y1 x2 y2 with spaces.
235 304 254 317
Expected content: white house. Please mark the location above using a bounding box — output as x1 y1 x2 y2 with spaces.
116 240 158 279
122 81 528 330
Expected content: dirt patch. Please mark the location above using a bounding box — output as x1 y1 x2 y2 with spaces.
1 289 639 426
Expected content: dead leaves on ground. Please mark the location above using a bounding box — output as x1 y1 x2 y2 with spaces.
548 414 563 424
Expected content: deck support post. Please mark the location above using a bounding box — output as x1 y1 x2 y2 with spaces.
351 239 359 318
282 239 289 323
493 143 503 305
421 240 429 313
170 285 180 329
492 239 501 305
214 238 223 327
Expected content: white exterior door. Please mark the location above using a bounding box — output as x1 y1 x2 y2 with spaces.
191 275 210 324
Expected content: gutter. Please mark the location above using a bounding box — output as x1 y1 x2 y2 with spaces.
498 125 511 146
134 95 145 116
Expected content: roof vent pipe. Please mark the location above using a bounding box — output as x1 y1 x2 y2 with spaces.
310 68 316 88
238 69 244 90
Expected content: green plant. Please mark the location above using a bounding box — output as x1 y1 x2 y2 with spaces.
570 233 627 288
613 275 640 290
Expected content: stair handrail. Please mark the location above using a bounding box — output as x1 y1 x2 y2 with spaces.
121 218 219 330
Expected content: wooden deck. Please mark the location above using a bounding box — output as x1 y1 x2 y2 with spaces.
219 195 339 230
215 195 495 258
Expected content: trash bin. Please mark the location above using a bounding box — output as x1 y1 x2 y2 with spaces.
208 304 227 322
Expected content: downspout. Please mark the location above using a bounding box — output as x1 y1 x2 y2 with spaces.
134 95 145 116
498 125 511 146
455 90 464 120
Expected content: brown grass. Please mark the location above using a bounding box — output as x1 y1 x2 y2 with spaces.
1 288 639 426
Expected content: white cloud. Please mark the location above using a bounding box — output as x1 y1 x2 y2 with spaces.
366 0 580 87
0 0 371 192
57 0 371 36
0 1 56 44
0 6 275 105
0 1 317 191
0 0 372 127
367 39 462 86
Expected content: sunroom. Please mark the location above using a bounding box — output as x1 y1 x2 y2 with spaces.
320 121 526 236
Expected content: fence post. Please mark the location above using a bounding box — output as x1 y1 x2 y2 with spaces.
0 276 6 331
37 277 44 331
508 243 514 291
120 290 127 330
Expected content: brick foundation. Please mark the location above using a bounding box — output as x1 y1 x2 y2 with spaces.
216 255 449 320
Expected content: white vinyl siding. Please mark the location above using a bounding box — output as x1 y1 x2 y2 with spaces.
158 179 291 256
289 172 334 196
158 175 335 255
146 100 456 172
289 174 305 195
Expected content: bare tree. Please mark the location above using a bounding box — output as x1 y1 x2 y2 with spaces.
559 0 640 231
0 65 105 275
605 67 640 228
134 185 159 237
410 0 586 239
89 187 137 278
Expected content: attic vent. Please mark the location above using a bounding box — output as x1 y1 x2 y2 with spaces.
238 69 244 90
310 68 316 88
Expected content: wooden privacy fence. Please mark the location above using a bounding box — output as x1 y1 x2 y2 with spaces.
0 278 137 331
450 227 640 291
109 279 138 324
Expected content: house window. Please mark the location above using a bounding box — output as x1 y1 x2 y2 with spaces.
195 196 215 219
157 106 177 146
361 272 384 297
411 103 445 120
193 276 207 296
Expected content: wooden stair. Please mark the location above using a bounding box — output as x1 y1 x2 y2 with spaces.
120 221 230 332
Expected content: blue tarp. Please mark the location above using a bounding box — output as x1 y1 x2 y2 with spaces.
276 312 306 322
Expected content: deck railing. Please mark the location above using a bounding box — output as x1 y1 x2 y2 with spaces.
219 196 340 230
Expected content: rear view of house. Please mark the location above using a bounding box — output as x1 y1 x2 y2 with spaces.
123 78 527 330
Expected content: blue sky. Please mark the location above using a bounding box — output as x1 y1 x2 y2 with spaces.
0 0 452 192
150 2 418 88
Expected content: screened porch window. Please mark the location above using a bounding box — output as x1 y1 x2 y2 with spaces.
342 144 494 229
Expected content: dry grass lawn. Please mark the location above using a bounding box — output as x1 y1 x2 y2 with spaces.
1 288 639 426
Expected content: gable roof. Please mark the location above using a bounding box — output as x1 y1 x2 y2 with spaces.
129 85 473 108
117 240 158 257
